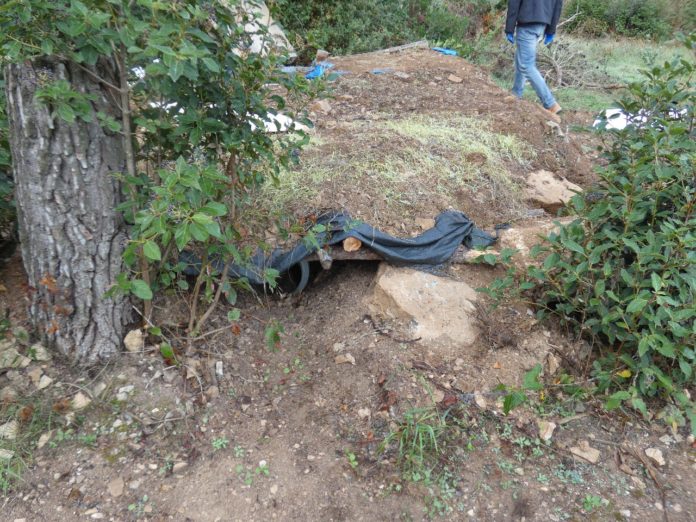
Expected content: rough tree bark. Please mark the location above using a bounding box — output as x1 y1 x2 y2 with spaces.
4 59 131 364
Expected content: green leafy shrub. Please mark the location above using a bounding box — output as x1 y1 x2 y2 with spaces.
271 0 499 61
564 0 678 39
527 34 695 431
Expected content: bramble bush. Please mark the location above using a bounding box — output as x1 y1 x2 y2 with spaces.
525 33 695 432
271 0 500 61
563 0 695 39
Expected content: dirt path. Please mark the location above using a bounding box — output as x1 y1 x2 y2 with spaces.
2 48 695 522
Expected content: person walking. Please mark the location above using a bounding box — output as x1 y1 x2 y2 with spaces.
506 0 563 118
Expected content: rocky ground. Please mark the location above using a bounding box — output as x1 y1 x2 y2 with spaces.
2 47 696 522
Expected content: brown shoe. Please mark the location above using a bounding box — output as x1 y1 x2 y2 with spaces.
545 103 562 122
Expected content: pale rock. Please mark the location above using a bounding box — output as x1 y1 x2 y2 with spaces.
92 382 107 398
215 361 224 377
270 484 279 495
29 344 51 361
524 170 582 213
546 353 561 375
447 74 463 83
474 391 487 409
432 389 445 403
28 367 43 386
0 419 19 441
514 467 524 476
0 386 18 403
673 504 682 513
91 513 104 519
38 375 53 390
570 440 600 464
311 99 332 114
394 71 411 80
369 265 479 345
415 217 435 230
332 342 345 353
0 448 15 460
335 353 355 365
71 392 92 410
124 329 144 352
537 420 557 442
129 479 141 490
14 518 27 522
357 408 371 420
108 477 124 497
37 431 53 449
315 49 330 62
0 345 31 369
645 447 666 466
172 461 188 473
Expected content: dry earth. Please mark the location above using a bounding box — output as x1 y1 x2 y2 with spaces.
2 47 695 522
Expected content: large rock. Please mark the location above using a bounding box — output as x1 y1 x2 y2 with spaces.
524 170 581 212
369 265 479 345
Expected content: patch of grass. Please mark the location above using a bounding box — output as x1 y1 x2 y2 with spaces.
0 397 60 493
248 114 533 234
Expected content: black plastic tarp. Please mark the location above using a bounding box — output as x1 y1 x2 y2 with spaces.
183 210 496 289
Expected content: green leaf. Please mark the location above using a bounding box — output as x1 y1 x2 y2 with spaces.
160 343 176 361
523 364 543 391
202 57 221 73
626 297 648 314
131 279 153 300
192 212 213 225
227 309 241 322
201 202 227 216
606 391 631 410
168 60 184 82
563 239 585 255
143 240 162 261
503 391 527 415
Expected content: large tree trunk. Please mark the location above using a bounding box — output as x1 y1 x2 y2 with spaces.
4 59 131 364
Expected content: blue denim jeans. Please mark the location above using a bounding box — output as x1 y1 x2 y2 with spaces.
512 24 556 109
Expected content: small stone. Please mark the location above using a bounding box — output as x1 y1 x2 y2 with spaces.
473 391 487 409
71 392 91 410
92 382 107 398
0 448 14 461
335 353 355 365
0 386 18 403
672 504 682 513
546 353 561 375
29 344 52 362
270 484 279 495
570 440 600 464
0 420 19 441
315 49 330 62
332 342 345 353
143 505 153 514
357 408 370 420
447 74 463 83
645 447 665 466
537 420 557 442
394 71 411 80
654 502 663 511
38 375 53 390
172 461 187 473
432 389 445 403
37 431 53 449
124 329 144 352
28 367 43 386
619 509 631 518
90 513 104 520
514 467 524 476
107 477 124 497
14 518 27 522
128 479 141 490
311 99 332 114
215 361 223 377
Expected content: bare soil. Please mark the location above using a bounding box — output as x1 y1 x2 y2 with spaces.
2 48 695 522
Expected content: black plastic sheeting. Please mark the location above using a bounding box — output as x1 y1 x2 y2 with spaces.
182 210 497 292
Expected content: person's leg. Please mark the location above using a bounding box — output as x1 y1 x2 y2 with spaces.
511 45 526 98
514 24 557 109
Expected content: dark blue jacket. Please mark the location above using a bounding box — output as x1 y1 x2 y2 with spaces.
505 0 564 35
